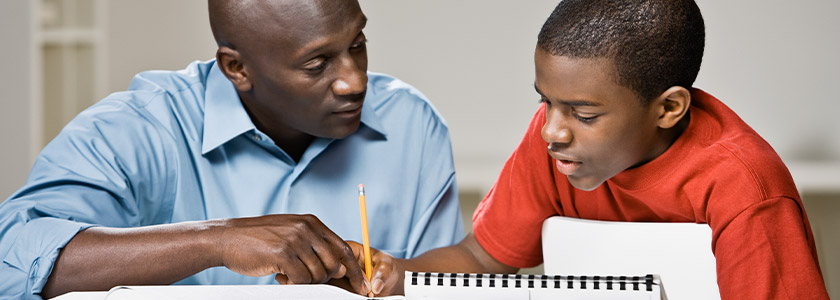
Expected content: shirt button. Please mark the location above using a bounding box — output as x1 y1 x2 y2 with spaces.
253 134 262 141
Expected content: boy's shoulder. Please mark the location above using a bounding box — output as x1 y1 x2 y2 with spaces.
682 89 798 201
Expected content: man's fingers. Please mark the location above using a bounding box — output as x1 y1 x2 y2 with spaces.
339 244 370 295
332 264 347 279
280 259 312 285
312 240 348 281
343 240 364 266
297 247 329 283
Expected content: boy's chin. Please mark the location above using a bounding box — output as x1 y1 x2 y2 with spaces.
567 176 605 191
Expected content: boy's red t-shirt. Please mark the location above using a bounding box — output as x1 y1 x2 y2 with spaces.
472 89 828 299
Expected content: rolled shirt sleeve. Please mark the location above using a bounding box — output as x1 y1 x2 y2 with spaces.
1 218 92 298
0 97 175 299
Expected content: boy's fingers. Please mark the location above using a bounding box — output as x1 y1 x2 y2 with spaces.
372 277 384 295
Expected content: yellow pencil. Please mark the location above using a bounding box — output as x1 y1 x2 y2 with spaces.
358 184 373 297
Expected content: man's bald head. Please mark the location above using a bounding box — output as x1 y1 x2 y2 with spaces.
207 0 370 147
208 0 360 51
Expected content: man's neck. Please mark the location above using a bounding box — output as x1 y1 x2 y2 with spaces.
271 133 315 163
238 97 315 163
251 116 314 163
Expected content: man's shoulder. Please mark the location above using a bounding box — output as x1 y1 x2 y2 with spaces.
91 60 214 132
49 61 215 157
365 72 448 126
128 60 214 97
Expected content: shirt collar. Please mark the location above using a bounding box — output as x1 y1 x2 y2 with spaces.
202 61 387 155
202 62 255 155
359 97 387 138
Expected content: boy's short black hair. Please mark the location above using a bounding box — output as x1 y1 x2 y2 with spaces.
537 0 705 103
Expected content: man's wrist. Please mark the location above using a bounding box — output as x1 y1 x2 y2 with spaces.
188 219 229 269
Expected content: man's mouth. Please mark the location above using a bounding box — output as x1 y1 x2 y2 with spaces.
333 105 363 117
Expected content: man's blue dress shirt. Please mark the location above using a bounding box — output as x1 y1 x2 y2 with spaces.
0 60 463 299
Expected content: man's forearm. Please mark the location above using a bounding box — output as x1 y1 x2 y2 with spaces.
42 220 223 298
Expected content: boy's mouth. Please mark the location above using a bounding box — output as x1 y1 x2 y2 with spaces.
554 158 582 175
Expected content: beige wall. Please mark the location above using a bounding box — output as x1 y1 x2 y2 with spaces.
359 0 840 192
802 193 840 297
0 0 34 200
0 0 837 296
104 0 217 94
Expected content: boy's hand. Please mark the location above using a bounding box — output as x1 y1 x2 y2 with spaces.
346 240 406 296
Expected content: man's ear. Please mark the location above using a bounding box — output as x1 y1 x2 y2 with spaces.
216 46 252 92
652 86 691 129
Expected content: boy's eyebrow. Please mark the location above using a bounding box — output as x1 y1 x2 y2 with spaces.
534 83 601 107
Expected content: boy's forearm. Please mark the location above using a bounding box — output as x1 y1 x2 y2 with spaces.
406 234 517 273
395 234 518 294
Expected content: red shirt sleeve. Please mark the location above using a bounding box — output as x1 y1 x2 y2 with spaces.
472 104 563 268
713 197 828 299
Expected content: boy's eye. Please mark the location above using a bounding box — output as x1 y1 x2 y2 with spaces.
573 112 599 123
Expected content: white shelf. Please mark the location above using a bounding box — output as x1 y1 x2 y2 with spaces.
456 159 840 196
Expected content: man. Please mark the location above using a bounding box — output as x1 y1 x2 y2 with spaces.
0 0 463 299
359 0 830 299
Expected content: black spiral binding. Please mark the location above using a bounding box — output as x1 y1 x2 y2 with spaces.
409 272 656 292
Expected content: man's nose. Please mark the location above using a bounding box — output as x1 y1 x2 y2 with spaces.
332 55 367 96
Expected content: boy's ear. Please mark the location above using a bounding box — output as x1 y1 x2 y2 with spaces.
653 86 691 129
216 46 253 92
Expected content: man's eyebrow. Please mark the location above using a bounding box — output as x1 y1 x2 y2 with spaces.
297 15 368 61
359 16 368 29
534 83 601 107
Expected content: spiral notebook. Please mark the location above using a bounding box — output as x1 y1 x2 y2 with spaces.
89 272 663 300
404 272 664 300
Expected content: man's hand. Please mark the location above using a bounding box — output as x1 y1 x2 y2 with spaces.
213 214 370 295
45 214 374 298
346 240 405 296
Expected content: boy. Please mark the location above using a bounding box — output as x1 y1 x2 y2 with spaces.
356 0 829 299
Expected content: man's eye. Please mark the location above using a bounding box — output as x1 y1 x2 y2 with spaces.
538 98 551 106
350 39 368 50
303 58 327 73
